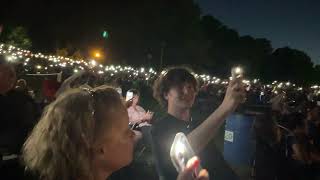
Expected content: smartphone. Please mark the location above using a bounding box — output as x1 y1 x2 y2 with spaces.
231 66 243 79
170 132 202 174
126 91 133 101
231 66 247 103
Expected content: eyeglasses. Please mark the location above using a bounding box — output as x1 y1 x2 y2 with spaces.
81 87 96 119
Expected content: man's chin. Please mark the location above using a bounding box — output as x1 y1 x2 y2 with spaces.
181 103 194 109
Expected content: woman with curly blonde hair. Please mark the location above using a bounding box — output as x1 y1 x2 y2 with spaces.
23 86 135 180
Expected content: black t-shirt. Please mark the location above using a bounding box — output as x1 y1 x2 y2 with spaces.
151 113 237 180
0 90 37 153
308 121 320 151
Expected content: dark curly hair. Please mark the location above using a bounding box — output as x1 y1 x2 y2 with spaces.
152 67 198 107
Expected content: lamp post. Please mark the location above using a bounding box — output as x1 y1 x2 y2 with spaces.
160 41 166 70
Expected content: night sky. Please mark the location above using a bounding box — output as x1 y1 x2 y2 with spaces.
1 0 319 65
197 0 320 64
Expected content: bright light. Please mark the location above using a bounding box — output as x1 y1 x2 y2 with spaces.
231 66 243 79
175 141 185 155
7 56 13 62
242 80 250 85
90 60 97 66
235 67 242 74
36 65 42 69
74 69 79 73
95 52 101 58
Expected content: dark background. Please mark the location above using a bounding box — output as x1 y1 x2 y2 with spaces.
1 0 320 84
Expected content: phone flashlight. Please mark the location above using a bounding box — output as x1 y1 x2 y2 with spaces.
231 66 243 79
126 91 134 101
170 132 202 174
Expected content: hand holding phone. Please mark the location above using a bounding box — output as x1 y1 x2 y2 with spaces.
176 157 209 180
126 91 133 101
170 133 202 175
231 66 243 79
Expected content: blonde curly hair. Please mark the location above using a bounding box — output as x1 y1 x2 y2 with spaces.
23 85 124 180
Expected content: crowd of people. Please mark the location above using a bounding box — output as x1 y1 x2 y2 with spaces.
1 54 320 180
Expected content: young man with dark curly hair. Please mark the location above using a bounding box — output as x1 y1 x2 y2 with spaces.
151 67 246 180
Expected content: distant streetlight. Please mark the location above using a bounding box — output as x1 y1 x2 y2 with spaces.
160 41 166 70
95 52 101 58
91 49 103 59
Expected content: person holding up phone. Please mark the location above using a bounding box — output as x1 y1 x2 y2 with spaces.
151 67 245 180
126 89 154 126
126 89 154 143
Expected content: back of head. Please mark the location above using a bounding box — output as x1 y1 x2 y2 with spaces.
23 85 124 180
153 67 198 106
55 71 100 98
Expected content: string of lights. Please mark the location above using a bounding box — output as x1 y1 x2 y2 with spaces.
0 43 319 95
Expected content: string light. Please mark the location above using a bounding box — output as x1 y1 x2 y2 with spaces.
90 60 97 66
0 43 318 91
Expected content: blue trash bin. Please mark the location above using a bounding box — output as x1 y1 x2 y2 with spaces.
223 113 255 168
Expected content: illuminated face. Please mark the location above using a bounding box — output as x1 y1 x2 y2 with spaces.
165 82 196 110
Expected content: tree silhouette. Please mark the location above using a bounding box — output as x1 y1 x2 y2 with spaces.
1 26 32 49
1 0 319 83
